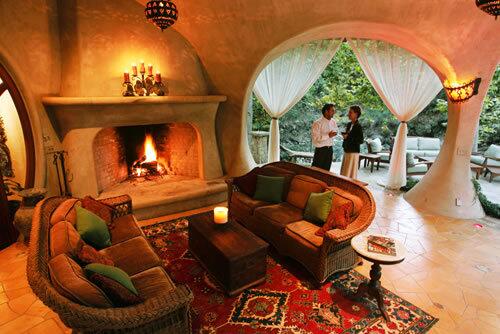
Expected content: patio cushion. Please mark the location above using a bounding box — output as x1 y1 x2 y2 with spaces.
484 144 500 160
406 137 419 150
419 150 440 157
99 237 161 276
286 175 327 209
286 220 323 248
131 267 176 300
367 138 383 153
379 152 390 163
418 137 441 151
408 164 428 174
110 214 143 245
485 159 500 167
406 152 416 167
471 156 486 165
50 199 81 226
48 254 112 308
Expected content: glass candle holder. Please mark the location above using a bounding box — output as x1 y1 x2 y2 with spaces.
213 207 228 224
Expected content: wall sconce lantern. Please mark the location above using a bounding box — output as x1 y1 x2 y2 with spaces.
145 0 178 31
443 78 482 103
476 0 500 20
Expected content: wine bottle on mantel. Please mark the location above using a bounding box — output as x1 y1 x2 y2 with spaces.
0 174 18 250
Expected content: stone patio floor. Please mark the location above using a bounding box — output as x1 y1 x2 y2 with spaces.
0 164 499 333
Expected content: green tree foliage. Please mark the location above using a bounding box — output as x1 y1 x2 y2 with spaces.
478 66 499 151
251 42 455 160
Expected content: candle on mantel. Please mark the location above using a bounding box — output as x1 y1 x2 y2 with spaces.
213 207 228 224
123 70 130 83
147 64 153 76
154 71 162 83
131 63 138 76
140 61 146 74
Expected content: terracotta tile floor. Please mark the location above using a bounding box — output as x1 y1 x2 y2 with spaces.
1 186 499 333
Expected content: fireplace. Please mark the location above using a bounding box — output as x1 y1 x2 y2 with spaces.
43 95 227 219
93 123 200 193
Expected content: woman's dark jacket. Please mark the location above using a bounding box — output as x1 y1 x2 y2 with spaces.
343 121 364 153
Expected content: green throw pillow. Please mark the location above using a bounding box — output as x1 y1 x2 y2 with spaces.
304 191 333 224
84 263 138 295
253 175 285 203
76 206 111 249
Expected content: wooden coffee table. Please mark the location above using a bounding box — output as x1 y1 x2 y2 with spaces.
359 153 381 173
351 233 406 322
188 212 268 296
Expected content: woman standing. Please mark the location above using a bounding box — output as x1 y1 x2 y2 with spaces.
340 105 364 179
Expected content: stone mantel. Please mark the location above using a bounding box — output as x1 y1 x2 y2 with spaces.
42 95 227 137
42 95 227 195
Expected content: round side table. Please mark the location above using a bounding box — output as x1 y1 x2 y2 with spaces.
351 233 406 322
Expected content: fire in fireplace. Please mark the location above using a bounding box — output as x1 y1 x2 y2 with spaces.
131 133 168 177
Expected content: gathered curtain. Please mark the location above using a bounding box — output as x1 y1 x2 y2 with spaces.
253 39 342 162
348 39 442 189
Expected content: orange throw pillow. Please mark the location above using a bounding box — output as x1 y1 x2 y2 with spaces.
315 202 353 236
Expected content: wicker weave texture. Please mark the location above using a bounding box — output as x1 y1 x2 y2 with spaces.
227 162 376 283
27 196 193 334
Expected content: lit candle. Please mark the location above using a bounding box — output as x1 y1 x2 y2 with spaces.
155 71 162 83
140 61 146 74
131 63 138 76
123 70 130 83
213 207 228 224
147 64 153 76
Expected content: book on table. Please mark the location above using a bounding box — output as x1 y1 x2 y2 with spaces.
367 235 396 256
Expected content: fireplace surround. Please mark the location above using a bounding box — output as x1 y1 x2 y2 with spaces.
43 95 226 219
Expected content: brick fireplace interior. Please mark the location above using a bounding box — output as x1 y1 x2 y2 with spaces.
93 123 199 194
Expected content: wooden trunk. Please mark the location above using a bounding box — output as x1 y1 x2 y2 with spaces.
188 212 268 296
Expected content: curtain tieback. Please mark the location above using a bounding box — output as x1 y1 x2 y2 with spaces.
271 117 279 120
401 121 407 124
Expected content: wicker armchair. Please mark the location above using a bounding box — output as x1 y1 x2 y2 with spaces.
227 162 376 284
27 196 193 334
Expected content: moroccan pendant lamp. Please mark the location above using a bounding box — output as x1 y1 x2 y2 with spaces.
145 0 179 31
476 0 500 19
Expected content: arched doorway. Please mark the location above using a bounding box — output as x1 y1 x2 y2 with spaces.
0 62 35 249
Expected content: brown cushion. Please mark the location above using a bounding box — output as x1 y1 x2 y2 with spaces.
81 196 115 227
259 165 296 200
50 199 81 226
110 214 143 245
231 191 270 216
233 167 261 196
77 244 114 266
328 186 363 219
131 267 176 300
254 202 303 237
99 237 162 276
88 273 143 307
286 175 328 209
48 254 112 308
50 221 83 259
286 220 324 248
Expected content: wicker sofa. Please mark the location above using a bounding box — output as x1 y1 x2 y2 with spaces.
27 195 193 334
226 162 375 283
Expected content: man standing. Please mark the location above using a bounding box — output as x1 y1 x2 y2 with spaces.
311 104 338 171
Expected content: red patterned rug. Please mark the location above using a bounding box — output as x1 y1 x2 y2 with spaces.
142 217 438 333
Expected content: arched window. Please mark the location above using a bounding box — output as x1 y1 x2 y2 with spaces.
0 63 35 188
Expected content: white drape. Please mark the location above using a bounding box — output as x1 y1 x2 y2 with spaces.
348 39 442 189
253 39 342 162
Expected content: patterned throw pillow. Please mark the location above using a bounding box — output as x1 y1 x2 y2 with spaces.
88 273 143 307
315 203 352 236
77 244 114 266
81 196 116 229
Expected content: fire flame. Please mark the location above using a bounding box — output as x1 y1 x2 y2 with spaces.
143 134 158 162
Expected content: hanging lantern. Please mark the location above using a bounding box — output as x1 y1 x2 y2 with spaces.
145 0 178 31
443 78 482 103
476 0 500 19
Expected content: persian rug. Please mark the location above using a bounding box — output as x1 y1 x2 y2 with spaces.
142 217 438 334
